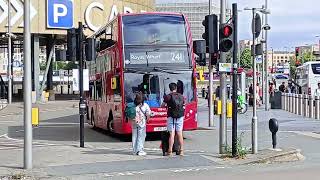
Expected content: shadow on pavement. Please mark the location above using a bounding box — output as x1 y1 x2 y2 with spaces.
6 114 163 143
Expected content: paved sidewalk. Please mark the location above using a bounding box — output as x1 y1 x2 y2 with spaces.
0 100 78 117
0 99 318 179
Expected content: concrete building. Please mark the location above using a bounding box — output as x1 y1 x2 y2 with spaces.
266 50 294 69
239 40 253 53
156 1 221 40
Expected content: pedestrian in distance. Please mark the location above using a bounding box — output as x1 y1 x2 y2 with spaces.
279 82 286 93
131 92 151 156
314 82 320 97
162 83 185 156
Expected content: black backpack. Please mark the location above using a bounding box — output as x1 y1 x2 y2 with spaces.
168 93 184 118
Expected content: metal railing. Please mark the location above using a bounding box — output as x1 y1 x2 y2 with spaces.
282 93 320 120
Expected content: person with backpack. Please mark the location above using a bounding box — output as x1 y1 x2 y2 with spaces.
130 92 151 156
163 83 185 156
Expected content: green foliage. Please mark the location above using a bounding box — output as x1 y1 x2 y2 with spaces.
226 52 232 63
240 48 252 69
225 132 249 159
300 51 316 63
289 56 297 77
39 61 77 71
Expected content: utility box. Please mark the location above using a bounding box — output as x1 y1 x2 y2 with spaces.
271 91 282 109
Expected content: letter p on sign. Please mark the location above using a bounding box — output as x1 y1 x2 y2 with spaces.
47 0 74 29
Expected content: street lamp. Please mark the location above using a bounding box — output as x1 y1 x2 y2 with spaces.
244 6 270 155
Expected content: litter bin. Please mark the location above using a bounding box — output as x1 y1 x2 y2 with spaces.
271 91 282 109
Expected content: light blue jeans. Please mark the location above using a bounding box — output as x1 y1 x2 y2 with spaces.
132 124 146 154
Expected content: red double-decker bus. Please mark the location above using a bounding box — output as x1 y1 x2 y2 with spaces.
86 13 198 134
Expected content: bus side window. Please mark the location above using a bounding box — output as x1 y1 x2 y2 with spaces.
96 81 102 101
113 76 121 95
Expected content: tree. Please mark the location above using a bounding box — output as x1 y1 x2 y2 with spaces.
240 48 252 69
301 51 316 63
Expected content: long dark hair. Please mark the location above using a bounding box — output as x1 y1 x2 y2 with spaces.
134 92 144 106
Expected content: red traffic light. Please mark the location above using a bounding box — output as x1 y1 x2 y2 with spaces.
222 25 233 37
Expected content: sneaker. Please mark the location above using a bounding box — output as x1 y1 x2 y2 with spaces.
137 151 147 156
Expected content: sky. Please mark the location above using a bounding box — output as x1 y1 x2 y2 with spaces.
156 0 320 51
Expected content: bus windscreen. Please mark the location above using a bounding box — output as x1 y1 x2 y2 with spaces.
123 14 187 45
311 64 320 74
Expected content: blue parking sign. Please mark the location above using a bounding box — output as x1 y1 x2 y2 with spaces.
47 0 73 29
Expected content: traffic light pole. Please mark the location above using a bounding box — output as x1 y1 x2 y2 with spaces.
77 22 85 148
219 0 227 154
252 8 258 154
208 0 214 127
264 0 269 111
231 3 238 158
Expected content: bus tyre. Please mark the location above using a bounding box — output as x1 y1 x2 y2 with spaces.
107 112 114 132
90 111 95 129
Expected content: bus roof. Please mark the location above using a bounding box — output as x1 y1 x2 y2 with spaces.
121 12 184 17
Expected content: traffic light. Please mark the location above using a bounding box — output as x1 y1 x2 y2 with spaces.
219 23 233 52
202 14 218 53
295 47 300 57
85 38 97 61
193 40 206 66
67 28 77 61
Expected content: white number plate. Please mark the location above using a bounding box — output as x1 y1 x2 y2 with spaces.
154 127 167 132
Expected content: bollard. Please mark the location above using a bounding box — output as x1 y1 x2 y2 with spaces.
282 93 285 110
287 94 290 112
286 93 290 111
32 107 39 126
292 94 296 114
299 94 303 116
294 94 299 114
315 96 320 120
303 94 308 117
309 95 314 119
269 118 279 149
289 94 293 113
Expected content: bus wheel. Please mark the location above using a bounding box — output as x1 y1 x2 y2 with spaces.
90 111 95 129
107 112 114 132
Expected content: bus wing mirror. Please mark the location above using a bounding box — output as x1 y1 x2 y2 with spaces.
111 77 117 90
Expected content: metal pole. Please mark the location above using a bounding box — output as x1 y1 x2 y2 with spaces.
252 8 258 154
231 3 238 157
7 0 12 104
309 95 314 119
264 0 269 111
23 0 32 169
208 0 214 127
261 9 264 105
219 0 227 154
78 22 85 148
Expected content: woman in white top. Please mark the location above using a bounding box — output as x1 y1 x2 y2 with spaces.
132 92 151 156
